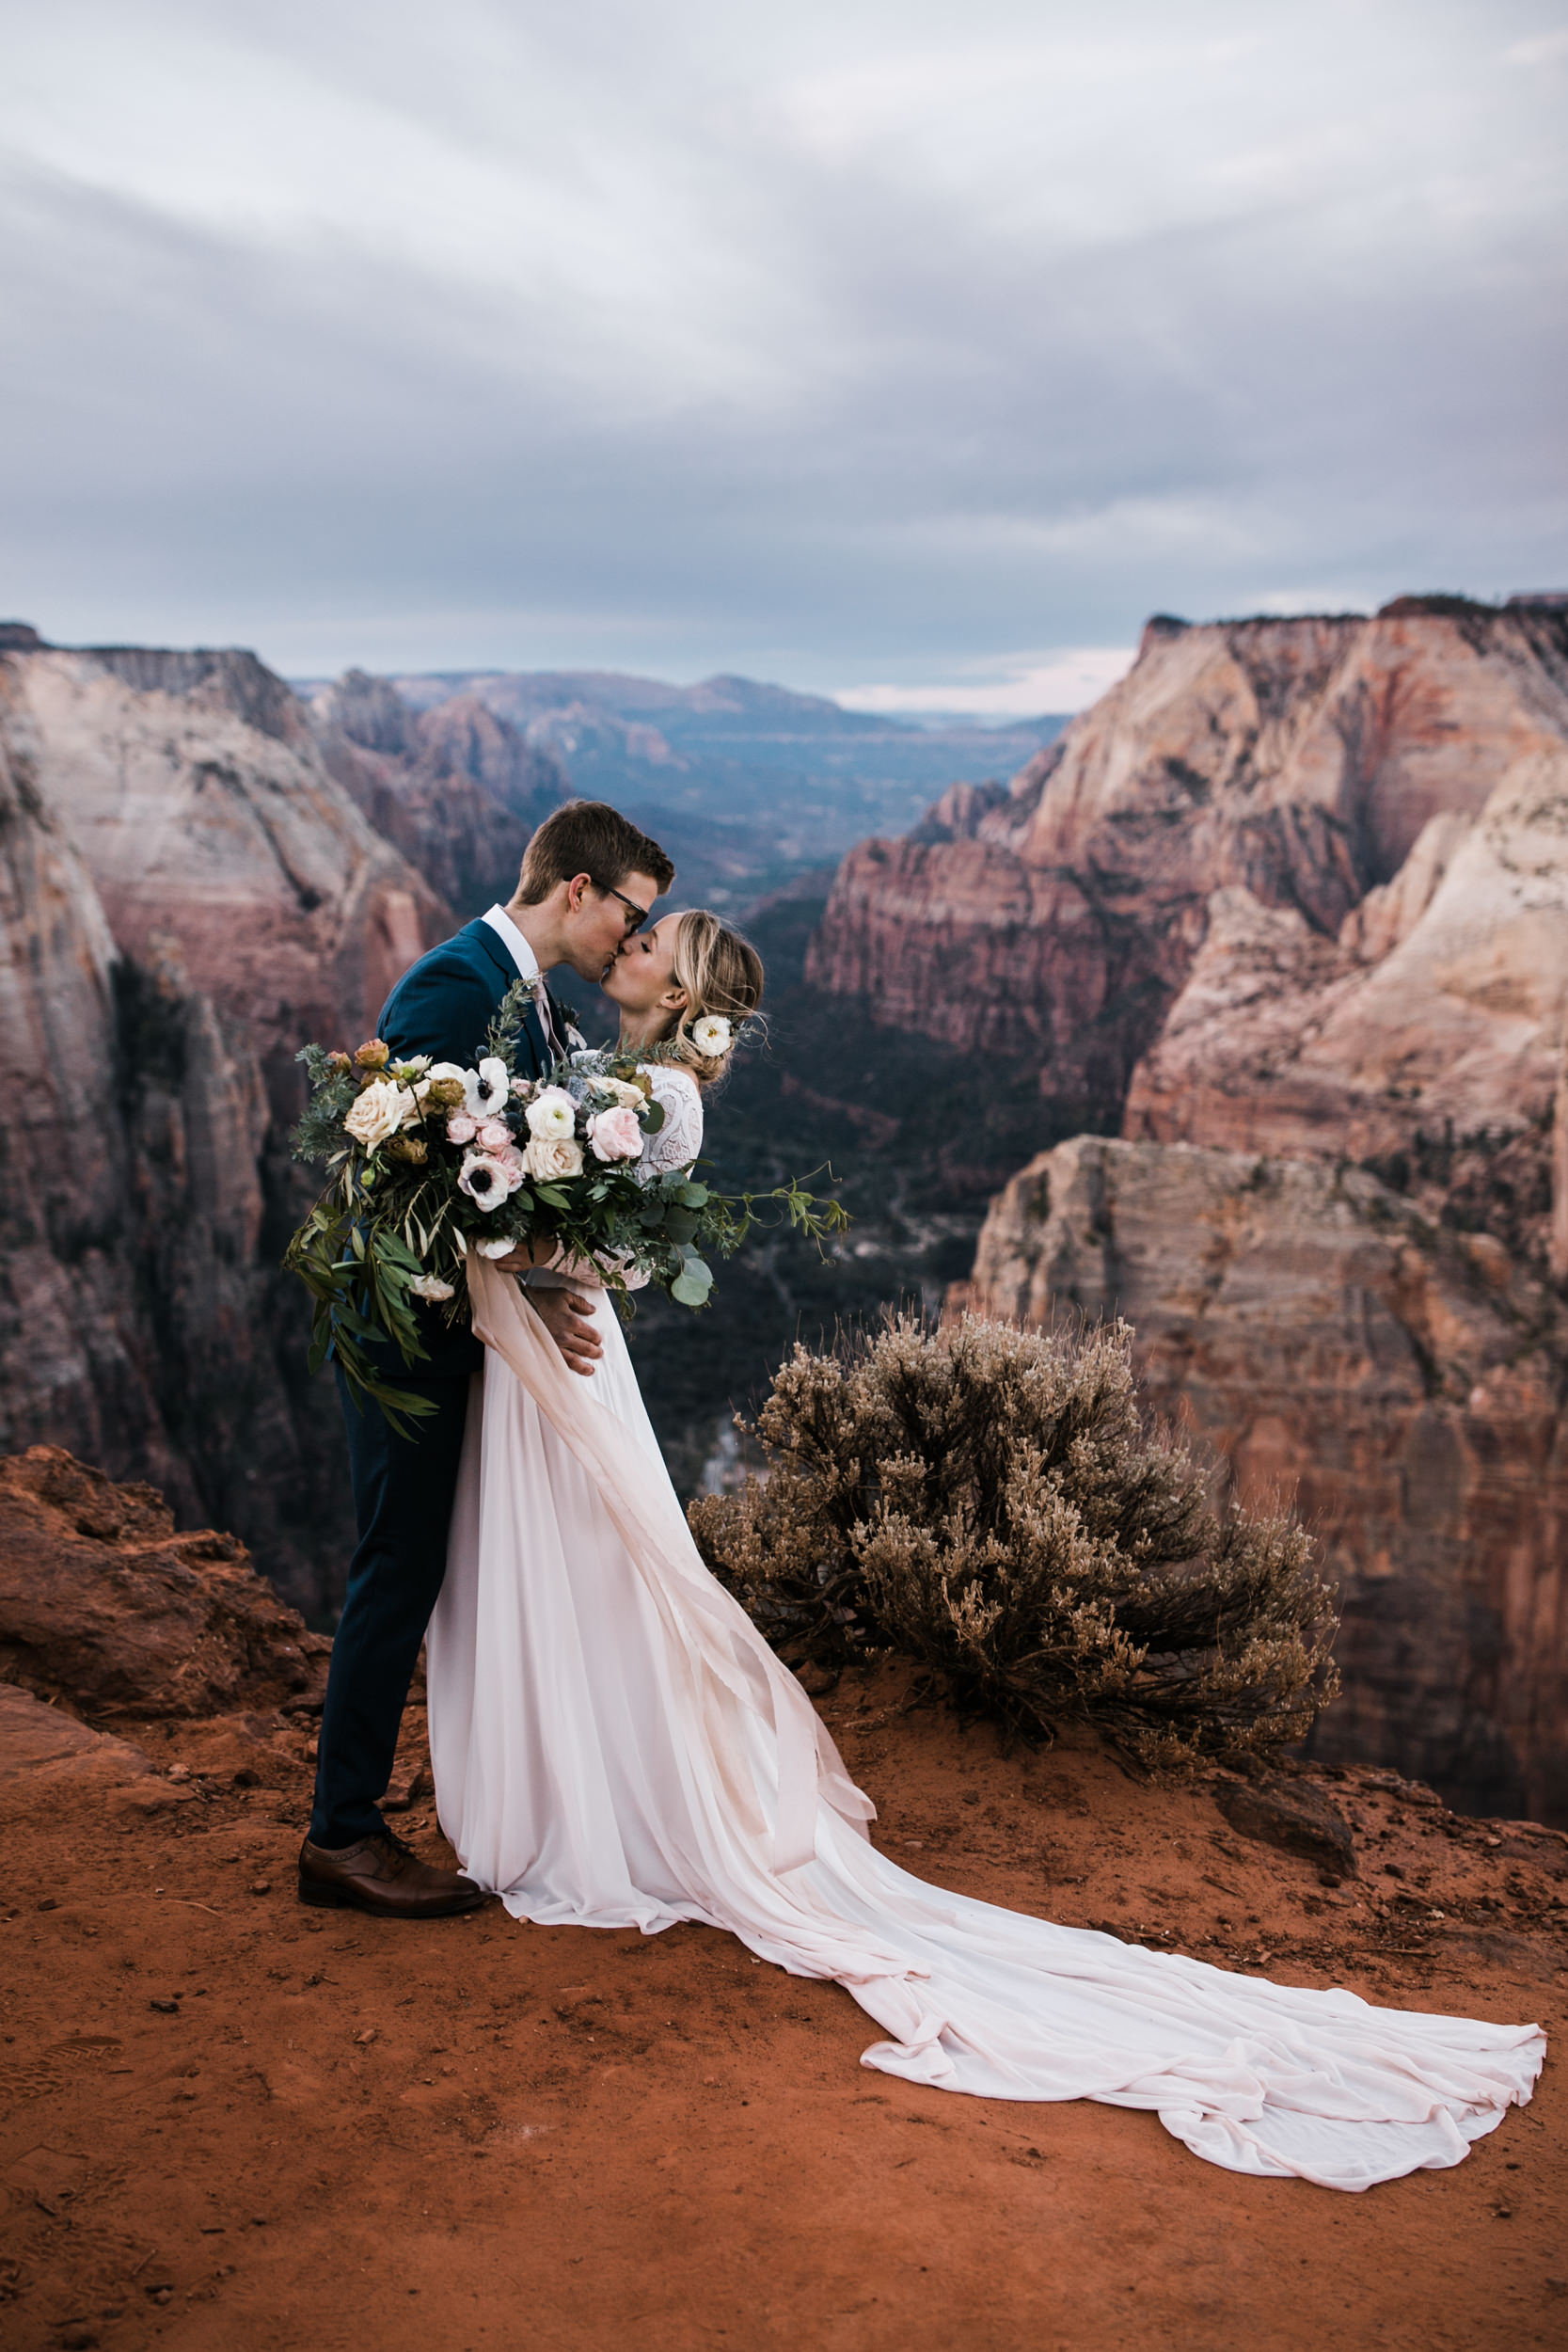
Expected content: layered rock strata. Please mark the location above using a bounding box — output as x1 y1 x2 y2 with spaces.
1124 735 1568 1272
957 1136 1568 1825
809 600 1568 1125
0 644 458 1613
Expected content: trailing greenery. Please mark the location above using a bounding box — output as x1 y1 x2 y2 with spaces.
689 1311 1339 1770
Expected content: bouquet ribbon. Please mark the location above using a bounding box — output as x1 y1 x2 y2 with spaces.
467 1259 873 1875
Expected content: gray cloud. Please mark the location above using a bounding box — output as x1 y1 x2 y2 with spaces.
1 0 1563 694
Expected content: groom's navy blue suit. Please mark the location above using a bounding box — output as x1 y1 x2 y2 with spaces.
309 917 564 1848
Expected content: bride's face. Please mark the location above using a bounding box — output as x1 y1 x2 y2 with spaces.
602 913 686 1026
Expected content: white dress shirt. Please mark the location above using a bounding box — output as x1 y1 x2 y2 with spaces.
481 900 575 1061
481 901 542 983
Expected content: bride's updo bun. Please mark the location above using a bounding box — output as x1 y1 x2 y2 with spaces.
661 911 764 1085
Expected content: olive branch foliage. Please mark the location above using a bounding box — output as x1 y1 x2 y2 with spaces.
689 1311 1339 1770
284 979 849 1437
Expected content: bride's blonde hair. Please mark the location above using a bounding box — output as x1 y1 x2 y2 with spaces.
658 910 765 1085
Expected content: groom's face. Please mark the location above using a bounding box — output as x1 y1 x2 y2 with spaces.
562 867 664 983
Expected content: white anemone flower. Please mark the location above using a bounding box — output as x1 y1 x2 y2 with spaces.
457 1150 512 1212
464 1056 511 1118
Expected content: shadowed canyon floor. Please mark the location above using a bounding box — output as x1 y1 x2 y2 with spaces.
2 1663 1564 2351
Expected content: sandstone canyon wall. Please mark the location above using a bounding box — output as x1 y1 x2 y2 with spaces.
809 598 1568 1128
306 668 570 919
906 598 1568 1819
0 643 470 1614
958 1138 1567 1824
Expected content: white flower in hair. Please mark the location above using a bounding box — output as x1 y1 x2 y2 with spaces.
691 1014 732 1057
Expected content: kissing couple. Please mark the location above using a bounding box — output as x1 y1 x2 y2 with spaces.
297 798 1543 2191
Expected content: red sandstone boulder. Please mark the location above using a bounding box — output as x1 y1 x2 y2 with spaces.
0 1448 329 1721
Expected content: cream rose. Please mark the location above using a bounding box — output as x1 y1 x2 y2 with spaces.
595 1074 647 1110
525 1086 578 1141
408 1273 455 1302
524 1134 584 1183
691 1014 732 1057
343 1077 414 1150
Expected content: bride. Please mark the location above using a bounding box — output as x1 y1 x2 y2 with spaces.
426 909 1544 2194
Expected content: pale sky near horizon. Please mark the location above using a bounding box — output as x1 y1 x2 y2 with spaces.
2 1 1564 712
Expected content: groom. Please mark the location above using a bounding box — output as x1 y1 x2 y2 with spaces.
300 801 675 1918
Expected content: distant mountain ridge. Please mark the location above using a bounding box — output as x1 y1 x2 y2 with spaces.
382 667 900 733
290 662 1067 914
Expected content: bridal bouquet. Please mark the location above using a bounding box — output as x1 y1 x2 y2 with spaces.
284 978 846 1428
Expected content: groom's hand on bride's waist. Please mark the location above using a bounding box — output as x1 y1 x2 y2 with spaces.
529 1285 603 1375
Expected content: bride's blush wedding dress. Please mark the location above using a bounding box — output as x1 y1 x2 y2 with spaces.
425 1063 1544 2193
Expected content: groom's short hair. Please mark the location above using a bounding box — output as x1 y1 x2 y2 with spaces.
515 801 674 904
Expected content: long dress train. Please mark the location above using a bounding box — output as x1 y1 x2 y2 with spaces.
426 1070 1544 2194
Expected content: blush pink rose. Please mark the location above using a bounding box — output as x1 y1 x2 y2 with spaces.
477 1119 512 1152
446 1111 479 1145
588 1104 644 1164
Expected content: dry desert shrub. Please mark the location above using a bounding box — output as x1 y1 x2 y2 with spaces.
689 1311 1338 1769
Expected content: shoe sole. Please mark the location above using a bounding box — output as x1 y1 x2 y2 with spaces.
297 1875 491 1919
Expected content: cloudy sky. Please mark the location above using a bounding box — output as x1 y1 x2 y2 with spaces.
2 1 1564 710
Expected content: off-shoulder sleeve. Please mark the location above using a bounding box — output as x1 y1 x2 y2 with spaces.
641 1066 705 1174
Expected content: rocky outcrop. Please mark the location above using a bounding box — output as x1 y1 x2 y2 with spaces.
1124 738 1568 1271
8 648 447 1067
309 670 569 921
809 601 1568 1125
956 1136 1568 1825
0 1679 153 1795
0 691 192 1504
0 1448 328 1719
0 644 460 1613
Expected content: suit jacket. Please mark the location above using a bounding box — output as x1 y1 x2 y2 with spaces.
372 917 566 1379
378 915 562 1080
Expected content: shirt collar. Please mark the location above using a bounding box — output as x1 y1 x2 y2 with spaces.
482 903 543 986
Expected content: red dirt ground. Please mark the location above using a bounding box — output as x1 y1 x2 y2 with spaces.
2 1665 1563 2352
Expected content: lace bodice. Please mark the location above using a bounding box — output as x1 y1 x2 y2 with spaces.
640 1064 704 1176
522 1064 704 1293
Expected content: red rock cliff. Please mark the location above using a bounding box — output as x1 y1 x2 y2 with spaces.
0 645 455 1613
958 1136 1568 1825
808 601 1568 1123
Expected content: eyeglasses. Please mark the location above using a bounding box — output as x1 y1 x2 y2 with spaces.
592 878 652 933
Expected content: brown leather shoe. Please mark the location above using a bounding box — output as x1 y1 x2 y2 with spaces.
297 1830 492 1919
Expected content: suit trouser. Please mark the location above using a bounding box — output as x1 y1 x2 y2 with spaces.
309 1366 473 1847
